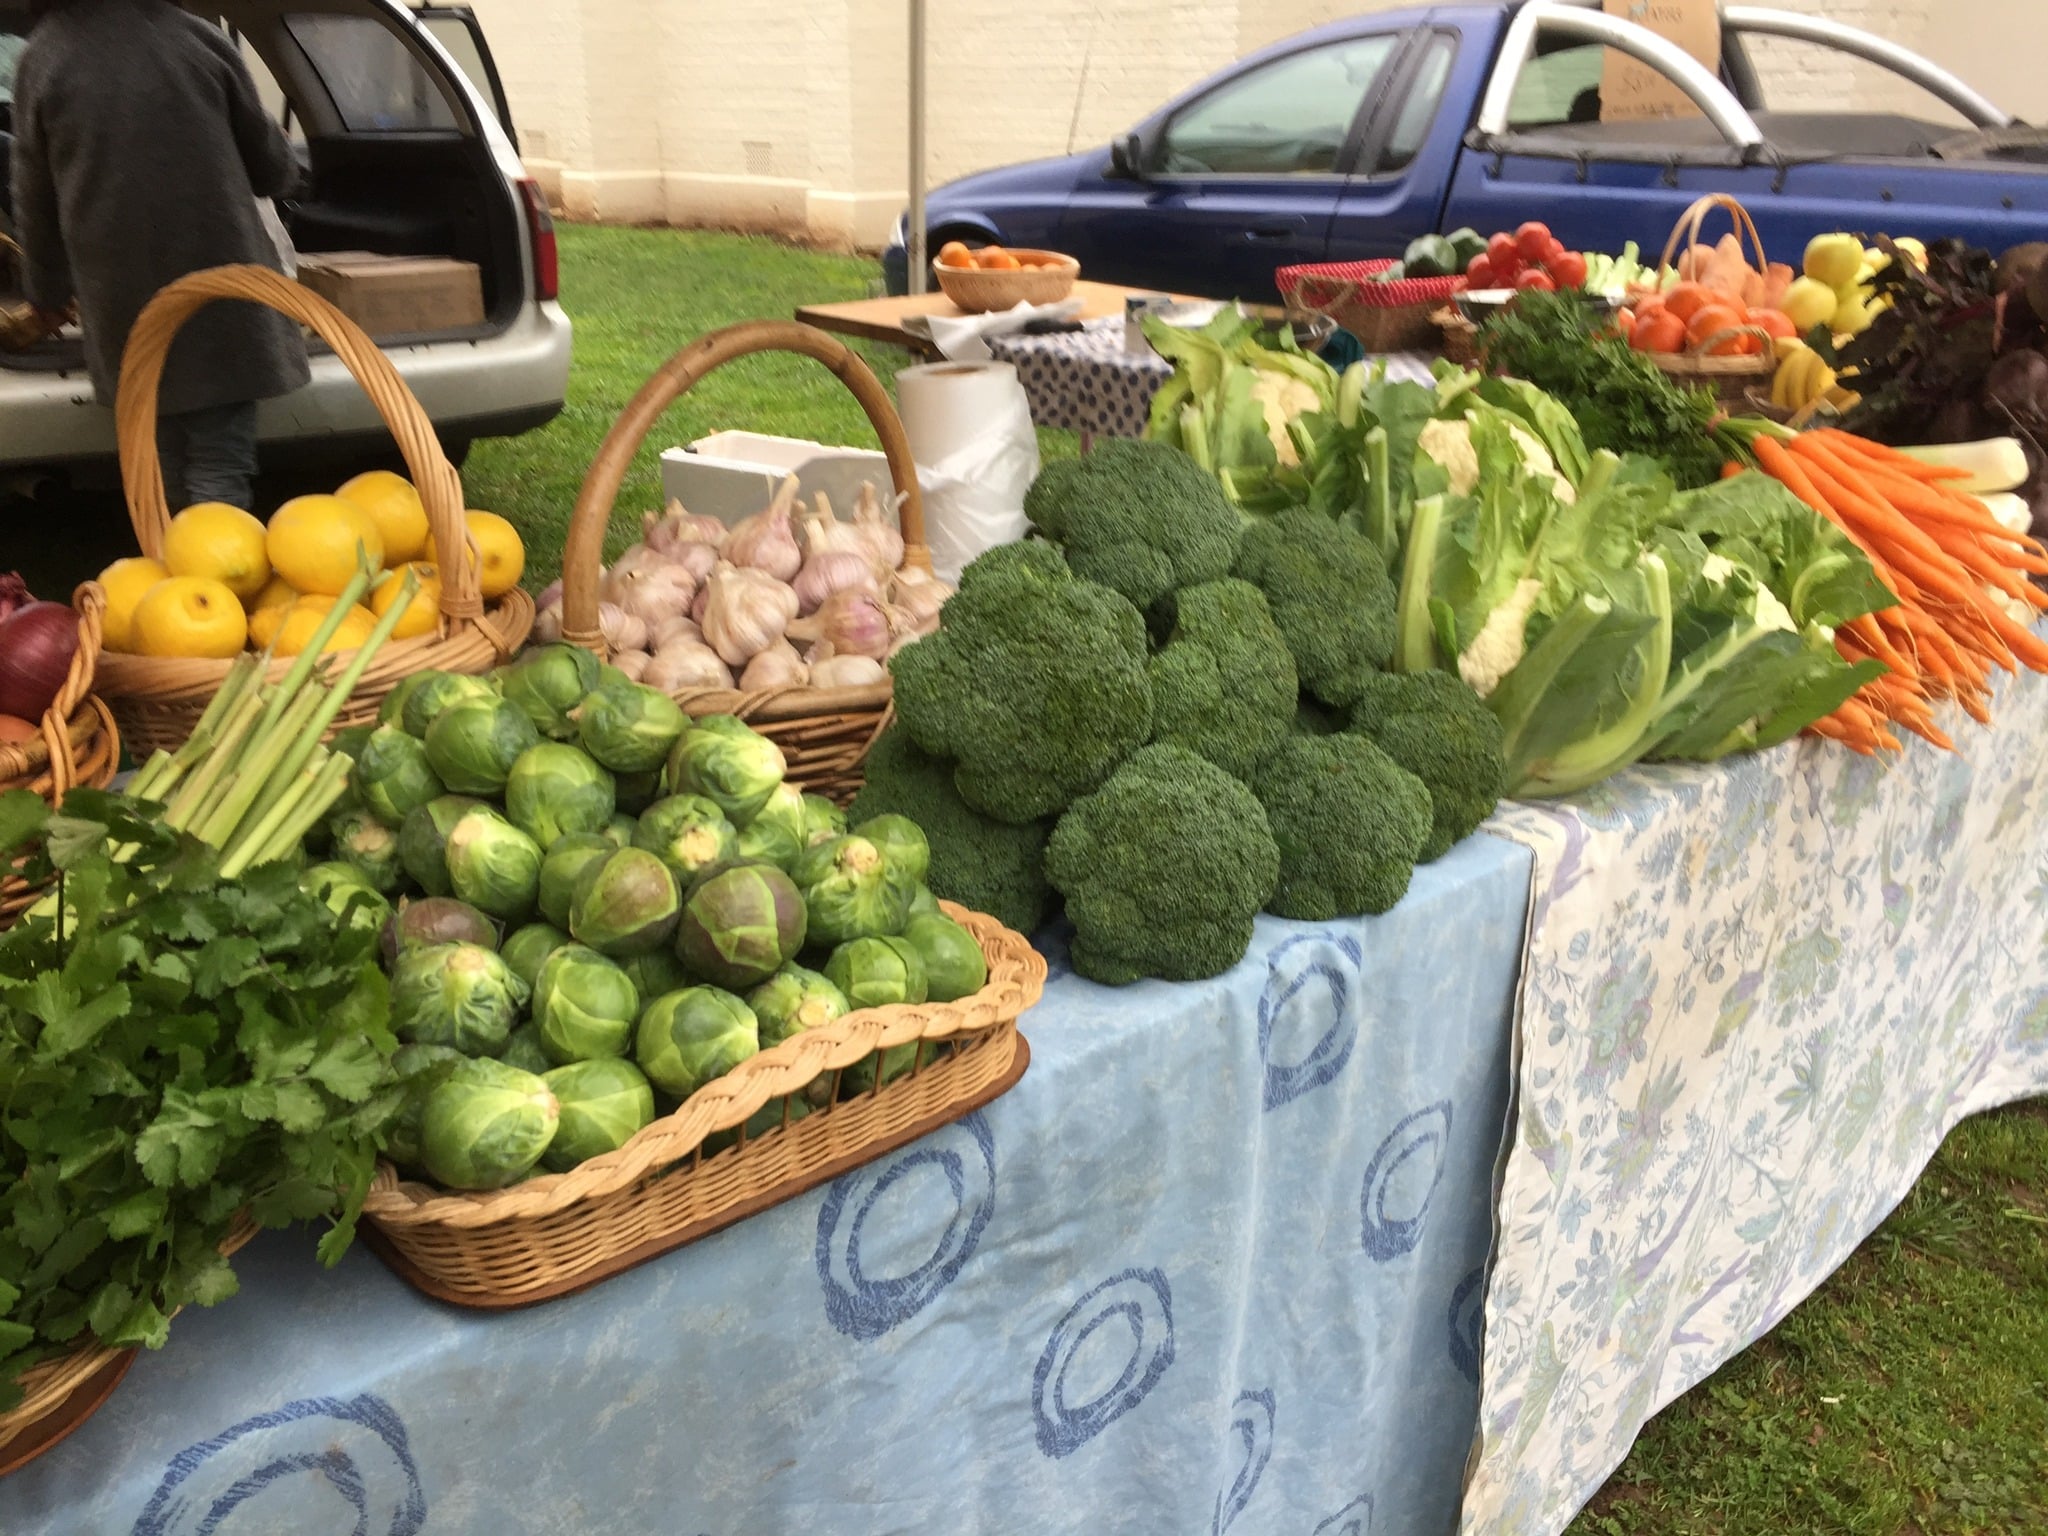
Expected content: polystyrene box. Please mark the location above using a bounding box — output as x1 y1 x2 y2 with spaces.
659 431 896 528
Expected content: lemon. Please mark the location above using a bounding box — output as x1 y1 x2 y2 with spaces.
98 556 172 652
248 599 290 652
370 561 443 641
131 576 248 659
267 495 384 596
272 595 378 657
250 573 298 614
336 470 430 566
429 510 525 600
162 502 271 603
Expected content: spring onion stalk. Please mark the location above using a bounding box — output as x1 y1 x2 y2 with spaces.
162 688 266 830
126 749 180 803
217 759 325 879
238 561 373 768
242 753 353 873
192 682 332 849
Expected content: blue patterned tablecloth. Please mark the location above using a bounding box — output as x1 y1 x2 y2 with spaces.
0 835 1535 1536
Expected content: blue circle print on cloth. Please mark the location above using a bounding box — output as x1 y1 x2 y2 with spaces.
1212 1388 1275 1535
1360 1100 1454 1262
1259 933 1364 1112
1449 1266 1486 1383
132 1392 424 1536
1313 1492 1376 1535
817 1111 996 1341
1032 1267 1176 1459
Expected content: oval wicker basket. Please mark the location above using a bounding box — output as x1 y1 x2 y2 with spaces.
94 265 534 757
932 249 1080 313
563 319 930 802
360 903 1042 1308
0 1216 256 1476
0 584 120 931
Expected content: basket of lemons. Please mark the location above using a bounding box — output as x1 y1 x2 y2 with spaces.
93 266 534 756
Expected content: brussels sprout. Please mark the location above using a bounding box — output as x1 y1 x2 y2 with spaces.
425 695 543 796
633 795 738 886
635 986 759 1099
379 671 437 731
352 725 446 827
540 1058 656 1171
499 1022 554 1075
401 671 499 739
444 806 544 923
569 846 682 957
664 715 787 825
906 884 940 921
534 943 640 1063
299 861 392 932
901 913 987 1002
575 680 688 773
747 965 851 1050
855 814 931 886
420 1062 559 1190
500 643 603 740
330 807 404 894
385 1043 467 1168
800 793 847 848
505 742 617 847
824 935 929 1011
733 816 802 872
601 813 638 848
537 833 614 930
792 835 916 947
398 794 486 897
379 895 498 968
331 722 375 762
752 782 806 841
390 942 531 1055
622 949 691 1006
501 922 572 987
676 863 807 990
613 770 664 816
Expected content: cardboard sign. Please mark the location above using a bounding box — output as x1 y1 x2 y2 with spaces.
1599 0 1722 123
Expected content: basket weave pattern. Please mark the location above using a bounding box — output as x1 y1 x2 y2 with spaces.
360 904 1043 1307
562 320 932 802
1278 258 1465 352
94 265 533 756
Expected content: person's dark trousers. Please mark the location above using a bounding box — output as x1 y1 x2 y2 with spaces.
158 401 260 511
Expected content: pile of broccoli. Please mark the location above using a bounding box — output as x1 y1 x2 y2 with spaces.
879 440 1507 988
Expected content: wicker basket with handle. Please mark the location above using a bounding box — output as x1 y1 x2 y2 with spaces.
0 583 120 931
1638 194 1779 404
360 903 1042 1308
93 264 534 757
562 319 930 803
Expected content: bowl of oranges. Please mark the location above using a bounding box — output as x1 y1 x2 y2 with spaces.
932 242 1079 313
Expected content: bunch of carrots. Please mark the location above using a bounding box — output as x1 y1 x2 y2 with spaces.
1739 428 2048 754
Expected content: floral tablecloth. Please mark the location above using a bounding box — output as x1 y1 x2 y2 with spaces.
1464 666 2048 1535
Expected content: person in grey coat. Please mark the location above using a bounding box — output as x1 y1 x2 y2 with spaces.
11 0 311 511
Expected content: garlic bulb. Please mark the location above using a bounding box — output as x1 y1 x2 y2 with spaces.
700 560 798 667
792 547 881 616
643 499 727 555
889 566 951 633
611 649 652 683
654 614 702 649
598 601 650 654
533 598 564 643
739 640 809 690
537 578 564 611
601 542 669 604
613 564 696 628
672 539 722 583
722 476 803 582
851 481 906 573
801 498 874 565
643 639 733 693
808 651 887 689
786 588 895 659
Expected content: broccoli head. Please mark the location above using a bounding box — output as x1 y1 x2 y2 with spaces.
889 540 1154 825
1233 508 1397 709
1023 439 1242 614
1250 732 1430 921
1046 745 1278 985
847 725 1053 936
1147 578 1297 779
1346 669 1506 863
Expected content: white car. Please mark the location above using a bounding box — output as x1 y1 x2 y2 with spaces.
0 0 569 481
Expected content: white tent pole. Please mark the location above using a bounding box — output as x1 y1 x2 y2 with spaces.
907 0 927 295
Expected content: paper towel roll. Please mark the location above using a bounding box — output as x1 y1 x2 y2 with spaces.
894 361 1039 584
896 361 1025 464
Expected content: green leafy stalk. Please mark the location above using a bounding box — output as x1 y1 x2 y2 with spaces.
1363 425 1394 567
192 683 330 849
1394 494 1446 673
248 754 354 872
161 687 267 832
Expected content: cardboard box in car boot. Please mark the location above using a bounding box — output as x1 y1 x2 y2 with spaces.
296 252 485 340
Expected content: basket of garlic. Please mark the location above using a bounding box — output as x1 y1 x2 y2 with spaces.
551 320 950 802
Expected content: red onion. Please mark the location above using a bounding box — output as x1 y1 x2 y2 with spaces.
0 574 30 624
0 601 77 721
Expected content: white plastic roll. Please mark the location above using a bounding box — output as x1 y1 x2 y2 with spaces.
895 361 1040 584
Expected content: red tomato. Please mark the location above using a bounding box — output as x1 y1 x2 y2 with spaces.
1515 222 1554 263
1543 237 1568 267
1548 250 1589 289
1466 254 1496 289
1515 269 1558 294
1487 232 1519 271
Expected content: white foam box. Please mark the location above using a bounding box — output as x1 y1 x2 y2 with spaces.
659 430 900 528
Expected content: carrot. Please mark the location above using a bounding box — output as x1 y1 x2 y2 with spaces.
1808 713 1879 753
1921 523 2048 607
1846 614 1916 678
1795 457 1987 612
1981 601 2048 670
1752 434 1832 517
1791 437 1977 580
1721 461 1745 481
1812 430 1975 482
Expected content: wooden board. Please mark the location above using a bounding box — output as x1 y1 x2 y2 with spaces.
796 281 1202 356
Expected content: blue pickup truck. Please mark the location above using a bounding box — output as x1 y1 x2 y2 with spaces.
884 0 2048 300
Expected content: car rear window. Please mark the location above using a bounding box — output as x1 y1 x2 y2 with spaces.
284 13 460 132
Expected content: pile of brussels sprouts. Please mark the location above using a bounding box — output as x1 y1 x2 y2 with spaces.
297 644 989 1193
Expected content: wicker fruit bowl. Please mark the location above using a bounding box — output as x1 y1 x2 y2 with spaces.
933 249 1079 313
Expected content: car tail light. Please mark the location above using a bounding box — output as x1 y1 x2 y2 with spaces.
518 178 559 302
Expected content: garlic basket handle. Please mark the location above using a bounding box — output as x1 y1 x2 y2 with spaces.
562 320 930 654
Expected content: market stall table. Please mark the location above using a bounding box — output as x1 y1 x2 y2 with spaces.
793 281 1203 359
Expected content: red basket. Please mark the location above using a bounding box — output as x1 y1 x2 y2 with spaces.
1276 259 1466 352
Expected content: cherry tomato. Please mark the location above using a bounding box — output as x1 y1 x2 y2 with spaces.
1514 222 1554 263
1548 251 1589 289
1466 254 1496 289
1515 269 1558 294
1487 232 1519 271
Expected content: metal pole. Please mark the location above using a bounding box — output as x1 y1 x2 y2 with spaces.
908 0 927 295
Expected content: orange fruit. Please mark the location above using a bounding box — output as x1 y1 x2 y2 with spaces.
1662 281 1713 324
936 241 973 269
1748 308 1797 341
1686 304 1747 352
978 249 1021 271
1630 311 1687 354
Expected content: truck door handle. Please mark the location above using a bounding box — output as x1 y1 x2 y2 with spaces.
1245 225 1298 241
